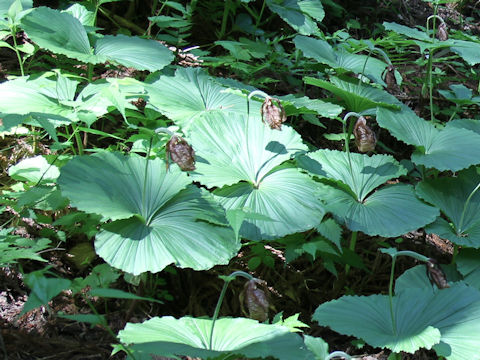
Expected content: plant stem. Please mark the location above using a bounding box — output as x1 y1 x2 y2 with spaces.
11 27 24 76
457 181 480 234
342 112 363 198
255 0 267 30
326 351 352 360
219 0 232 39
209 271 253 350
425 13 445 122
388 256 397 335
71 124 84 155
345 231 357 274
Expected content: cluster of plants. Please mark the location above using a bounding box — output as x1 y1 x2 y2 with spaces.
2 0 480 359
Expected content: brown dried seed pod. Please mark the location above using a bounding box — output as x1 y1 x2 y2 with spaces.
426 258 450 289
383 65 397 89
166 135 196 171
242 278 269 322
437 22 448 41
261 97 286 130
353 116 377 153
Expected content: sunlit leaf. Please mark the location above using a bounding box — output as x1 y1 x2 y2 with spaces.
417 167 480 247
58 152 239 274
118 316 313 360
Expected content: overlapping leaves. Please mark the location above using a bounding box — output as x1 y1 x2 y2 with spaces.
58 152 238 275
118 316 313 360
377 106 480 171
187 112 324 240
416 167 480 248
298 149 438 237
314 267 480 360
20 6 173 71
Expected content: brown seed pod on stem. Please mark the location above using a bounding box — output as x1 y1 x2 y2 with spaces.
240 278 270 322
166 135 196 171
261 97 287 130
426 258 450 289
437 22 448 41
353 116 377 153
383 65 397 90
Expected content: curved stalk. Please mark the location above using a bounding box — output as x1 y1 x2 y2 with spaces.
425 12 445 122
326 351 352 360
457 182 480 234
342 112 363 199
209 271 254 350
388 256 397 335
358 46 393 87
11 26 24 76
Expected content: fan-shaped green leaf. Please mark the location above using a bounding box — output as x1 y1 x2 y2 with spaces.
8 155 59 184
417 168 480 247
267 0 323 36
21 7 173 71
305 76 400 112
58 152 238 274
295 36 390 85
383 21 430 41
298 149 437 237
457 248 480 290
451 39 480 66
20 7 95 62
118 316 313 360
318 183 438 237
313 283 480 359
214 167 325 240
188 112 307 187
94 35 173 71
377 106 480 171
0 76 74 117
394 265 433 292
298 149 406 201
279 94 343 119
186 112 322 240
145 68 258 129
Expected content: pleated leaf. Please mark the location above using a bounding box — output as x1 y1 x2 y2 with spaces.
295 36 389 85
267 0 324 36
377 106 480 171
298 149 438 237
319 183 438 237
94 35 173 71
187 112 323 240
118 316 313 360
0 76 74 117
298 149 406 201
305 76 400 112
416 167 480 247
214 167 325 240
145 67 259 129
189 112 307 187
313 283 480 359
457 248 480 290
21 7 172 71
58 152 238 274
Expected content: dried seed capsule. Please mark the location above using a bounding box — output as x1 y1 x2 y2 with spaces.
426 258 450 289
166 135 195 171
353 116 376 153
437 22 448 41
383 65 397 90
242 278 269 322
261 97 286 130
